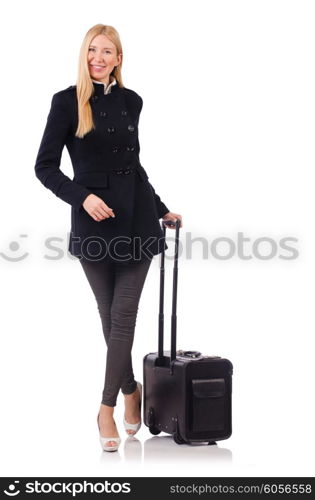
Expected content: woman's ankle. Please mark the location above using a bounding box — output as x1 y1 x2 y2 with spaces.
99 403 115 417
124 387 139 399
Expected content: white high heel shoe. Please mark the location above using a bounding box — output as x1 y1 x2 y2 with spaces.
97 412 121 452
123 381 142 436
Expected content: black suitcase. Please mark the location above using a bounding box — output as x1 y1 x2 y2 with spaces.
143 218 233 445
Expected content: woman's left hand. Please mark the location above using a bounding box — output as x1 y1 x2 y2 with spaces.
162 212 183 228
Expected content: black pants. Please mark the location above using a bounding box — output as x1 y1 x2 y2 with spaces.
79 257 152 407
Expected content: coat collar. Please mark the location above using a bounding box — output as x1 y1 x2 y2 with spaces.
91 76 118 95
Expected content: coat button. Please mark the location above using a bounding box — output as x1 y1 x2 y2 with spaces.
91 95 98 102
121 110 127 116
128 124 135 132
100 111 107 117
126 145 135 152
112 146 119 153
107 126 115 133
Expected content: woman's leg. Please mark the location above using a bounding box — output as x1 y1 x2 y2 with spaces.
79 258 147 397
79 256 152 446
101 258 152 406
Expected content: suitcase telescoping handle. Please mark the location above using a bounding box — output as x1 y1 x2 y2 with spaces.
158 218 181 373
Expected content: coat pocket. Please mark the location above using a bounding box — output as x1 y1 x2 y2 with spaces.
73 171 109 188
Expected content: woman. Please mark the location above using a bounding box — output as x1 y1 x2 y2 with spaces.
34 24 182 452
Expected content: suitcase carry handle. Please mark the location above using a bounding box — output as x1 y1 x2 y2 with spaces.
158 218 181 372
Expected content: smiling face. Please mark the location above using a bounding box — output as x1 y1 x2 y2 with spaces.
88 34 122 85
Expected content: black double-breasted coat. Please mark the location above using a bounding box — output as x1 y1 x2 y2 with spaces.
34 80 170 263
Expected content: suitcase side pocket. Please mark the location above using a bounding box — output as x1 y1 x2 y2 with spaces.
192 378 226 432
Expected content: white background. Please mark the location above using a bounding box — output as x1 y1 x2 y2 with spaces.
0 0 314 478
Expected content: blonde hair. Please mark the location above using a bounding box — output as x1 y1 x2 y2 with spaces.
75 24 123 138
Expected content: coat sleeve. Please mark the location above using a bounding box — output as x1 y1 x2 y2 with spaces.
34 92 93 213
136 95 170 219
149 183 170 218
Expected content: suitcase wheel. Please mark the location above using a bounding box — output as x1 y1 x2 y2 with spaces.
149 426 161 435
173 432 186 445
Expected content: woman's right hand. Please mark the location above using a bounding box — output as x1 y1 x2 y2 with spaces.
82 194 115 222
